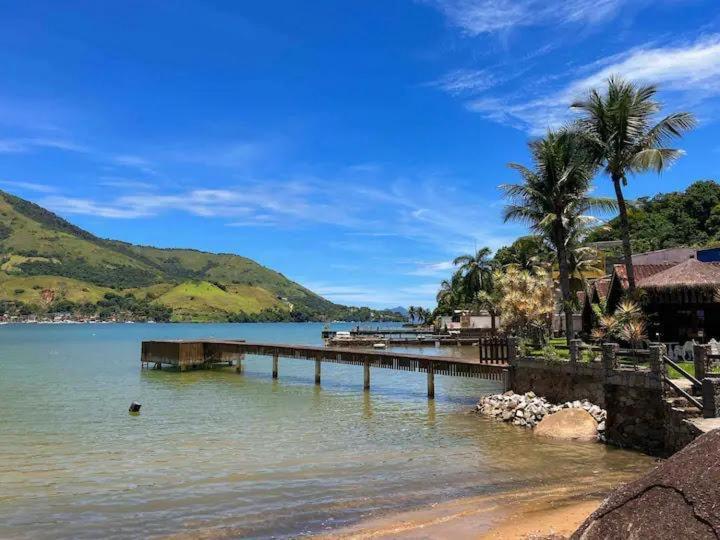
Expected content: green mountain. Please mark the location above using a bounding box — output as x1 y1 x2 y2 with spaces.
0 190 402 322
586 180 720 252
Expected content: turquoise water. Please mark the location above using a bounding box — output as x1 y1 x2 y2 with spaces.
0 323 652 539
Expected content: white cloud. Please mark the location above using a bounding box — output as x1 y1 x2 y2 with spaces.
0 180 57 193
0 137 88 154
431 69 497 95
426 0 627 35
459 34 720 134
307 282 439 308
405 260 455 276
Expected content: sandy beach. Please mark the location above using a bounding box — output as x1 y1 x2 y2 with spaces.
312 479 634 540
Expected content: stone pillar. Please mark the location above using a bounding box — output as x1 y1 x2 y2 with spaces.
694 344 710 382
427 361 435 399
601 343 618 372
569 339 581 365
315 358 321 385
363 360 370 390
702 377 720 418
272 354 279 379
649 344 666 377
507 336 520 364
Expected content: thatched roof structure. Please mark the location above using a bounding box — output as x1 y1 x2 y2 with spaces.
639 258 720 290
613 263 676 290
593 277 611 302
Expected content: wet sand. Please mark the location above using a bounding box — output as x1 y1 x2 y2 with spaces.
312 480 629 539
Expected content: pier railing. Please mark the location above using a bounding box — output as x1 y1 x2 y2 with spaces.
478 337 509 364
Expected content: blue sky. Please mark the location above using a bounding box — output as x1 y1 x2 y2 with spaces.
1 1 719 308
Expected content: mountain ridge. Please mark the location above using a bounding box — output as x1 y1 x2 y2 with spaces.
0 190 403 322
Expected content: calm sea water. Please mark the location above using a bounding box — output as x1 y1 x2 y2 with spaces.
0 323 652 539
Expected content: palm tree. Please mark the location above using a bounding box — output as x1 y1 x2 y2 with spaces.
453 247 493 301
475 285 501 335
435 271 466 314
408 305 416 325
501 128 614 341
572 77 696 292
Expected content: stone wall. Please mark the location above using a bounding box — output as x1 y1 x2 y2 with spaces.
506 344 704 456
509 357 606 407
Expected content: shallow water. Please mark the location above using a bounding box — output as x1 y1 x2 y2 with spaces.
0 323 653 539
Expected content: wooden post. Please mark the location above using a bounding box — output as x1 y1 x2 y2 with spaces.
694 344 709 382
427 361 435 399
569 339 581 365
315 357 321 385
235 354 243 373
272 354 279 379
363 359 370 390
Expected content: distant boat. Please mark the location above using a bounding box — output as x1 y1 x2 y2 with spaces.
335 331 352 341
373 342 386 349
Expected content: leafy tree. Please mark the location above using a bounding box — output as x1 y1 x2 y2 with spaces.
452 247 493 300
494 267 555 341
572 77 696 291
492 235 552 273
501 128 613 340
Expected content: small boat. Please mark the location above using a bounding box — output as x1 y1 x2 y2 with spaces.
335 331 352 341
372 342 386 349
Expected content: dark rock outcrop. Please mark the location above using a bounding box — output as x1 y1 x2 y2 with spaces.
573 428 720 539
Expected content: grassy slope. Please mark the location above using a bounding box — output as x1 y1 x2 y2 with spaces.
156 281 284 321
0 190 342 318
0 274 111 304
124 244 335 312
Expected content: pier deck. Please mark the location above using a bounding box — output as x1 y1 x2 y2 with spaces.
141 339 509 397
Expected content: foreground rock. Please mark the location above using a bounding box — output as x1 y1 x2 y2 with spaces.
535 408 599 442
572 428 720 539
476 392 606 439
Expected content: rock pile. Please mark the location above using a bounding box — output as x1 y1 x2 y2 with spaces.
476 391 607 438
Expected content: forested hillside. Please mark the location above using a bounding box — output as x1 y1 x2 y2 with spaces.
587 180 720 251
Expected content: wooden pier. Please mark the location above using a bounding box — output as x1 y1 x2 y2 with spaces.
141 339 509 398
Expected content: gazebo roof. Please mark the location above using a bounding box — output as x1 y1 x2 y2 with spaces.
639 258 720 290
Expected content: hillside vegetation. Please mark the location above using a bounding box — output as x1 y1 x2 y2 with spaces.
0 190 402 322
587 180 720 251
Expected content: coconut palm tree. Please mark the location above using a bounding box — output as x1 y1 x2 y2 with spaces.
572 77 696 291
437 269 471 313
408 305 416 325
501 128 615 341
453 247 493 300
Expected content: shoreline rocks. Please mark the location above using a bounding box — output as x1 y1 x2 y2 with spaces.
476 391 607 440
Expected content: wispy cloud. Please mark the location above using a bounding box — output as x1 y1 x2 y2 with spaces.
0 137 88 154
451 34 720 134
405 260 455 276
36 171 516 255
0 180 57 193
99 177 156 190
425 0 628 35
430 68 498 95
307 282 439 308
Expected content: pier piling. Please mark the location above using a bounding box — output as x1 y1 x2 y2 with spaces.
427 361 435 399
315 358 321 385
272 354 279 379
363 359 370 390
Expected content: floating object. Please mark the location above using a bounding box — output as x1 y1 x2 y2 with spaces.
128 401 142 413
372 342 386 349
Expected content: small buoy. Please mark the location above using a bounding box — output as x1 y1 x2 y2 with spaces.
129 401 142 413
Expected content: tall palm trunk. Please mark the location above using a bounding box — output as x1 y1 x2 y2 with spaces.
612 173 636 292
554 224 575 343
